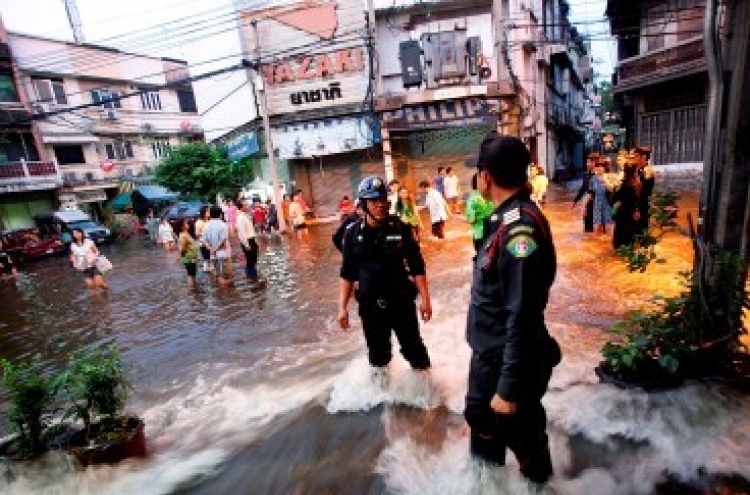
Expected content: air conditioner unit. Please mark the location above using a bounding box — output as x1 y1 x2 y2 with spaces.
536 46 548 65
102 109 118 121
141 122 155 133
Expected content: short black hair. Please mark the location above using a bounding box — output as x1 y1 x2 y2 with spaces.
419 180 429 189
471 173 478 191
437 166 444 173
210 206 223 219
476 132 530 189
446 167 453 174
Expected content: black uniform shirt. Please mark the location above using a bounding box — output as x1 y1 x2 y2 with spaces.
340 216 425 298
467 190 557 401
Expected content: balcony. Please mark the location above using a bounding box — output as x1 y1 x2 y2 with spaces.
0 160 60 193
615 38 706 92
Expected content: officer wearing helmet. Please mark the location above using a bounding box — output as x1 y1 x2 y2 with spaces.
337 176 433 378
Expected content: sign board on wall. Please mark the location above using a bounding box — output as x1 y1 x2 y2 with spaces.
272 116 379 159
227 132 260 161
237 0 370 116
382 99 502 131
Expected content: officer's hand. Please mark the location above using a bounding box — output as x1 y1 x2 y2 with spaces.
420 299 432 323
337 309 350 331
490 394 517 415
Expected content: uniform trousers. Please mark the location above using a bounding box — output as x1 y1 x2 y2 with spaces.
240 238 259 279
357 297 430 370
464 353 554 483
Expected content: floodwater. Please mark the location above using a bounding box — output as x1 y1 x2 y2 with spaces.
1 185 749 495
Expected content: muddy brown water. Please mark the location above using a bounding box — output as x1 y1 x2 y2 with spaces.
1 185 749 495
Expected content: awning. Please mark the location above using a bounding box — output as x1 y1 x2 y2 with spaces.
42 134 100 144
133 185 178 202
110 191 132 211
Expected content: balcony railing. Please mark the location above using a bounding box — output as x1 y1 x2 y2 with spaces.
0 160 60 193
617 38 705 84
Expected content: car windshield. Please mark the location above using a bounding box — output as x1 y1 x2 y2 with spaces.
166 203 202 218
68 221 100 230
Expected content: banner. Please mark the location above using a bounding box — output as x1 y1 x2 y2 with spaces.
227 132 260 162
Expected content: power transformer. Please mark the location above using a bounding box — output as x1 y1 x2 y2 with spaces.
399 40 424 89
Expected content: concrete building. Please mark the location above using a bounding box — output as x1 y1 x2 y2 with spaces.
7 31 203 219
505 0 593 179
0 18 60 231
233 0 382 217
607 0 707 172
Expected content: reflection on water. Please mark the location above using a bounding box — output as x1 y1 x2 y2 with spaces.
2 185 749 495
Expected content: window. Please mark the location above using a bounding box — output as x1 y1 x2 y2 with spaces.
53 145 85 165
91 89 122 109
0 69 19 103
643 3 667 52
176 88 197 113
104 141 134 160
150 137 171 159
33 78 67 104
139 90 162 111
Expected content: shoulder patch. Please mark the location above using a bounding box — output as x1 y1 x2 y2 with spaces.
503 207 521 225
506 234 537 258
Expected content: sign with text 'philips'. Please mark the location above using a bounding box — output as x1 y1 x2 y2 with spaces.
382 99 501 131
237 0 369 116
227 132 260 161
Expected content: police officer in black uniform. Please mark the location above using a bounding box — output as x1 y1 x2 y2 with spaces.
465 133 562 485
337 176 432 375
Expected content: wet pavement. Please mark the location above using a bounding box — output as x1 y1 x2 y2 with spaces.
1 184 750 495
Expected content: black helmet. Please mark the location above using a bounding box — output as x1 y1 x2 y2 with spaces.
357 176 388 200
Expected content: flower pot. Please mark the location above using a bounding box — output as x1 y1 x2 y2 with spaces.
595 364 685 392
65 416 146 466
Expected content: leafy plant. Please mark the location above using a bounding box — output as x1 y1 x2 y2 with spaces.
617 191 681 272
56 344 127 439
602 253 749 385
0 355 57 457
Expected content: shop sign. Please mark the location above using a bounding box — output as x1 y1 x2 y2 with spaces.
272 116 379 159
76 190 107 203
227 132 260 162
262 48 365 86
382 99 501 131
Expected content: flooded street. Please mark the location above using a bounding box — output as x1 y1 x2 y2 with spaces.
2 185 750 495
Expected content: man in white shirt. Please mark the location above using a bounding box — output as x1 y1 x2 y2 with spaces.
443 167 461 214
236 201 259 282
201 206 232 287
419 180 449 239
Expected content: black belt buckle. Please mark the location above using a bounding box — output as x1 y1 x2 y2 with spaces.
376 298 387 309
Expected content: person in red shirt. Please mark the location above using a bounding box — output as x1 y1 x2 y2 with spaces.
251 199 268 235
338 195 354 222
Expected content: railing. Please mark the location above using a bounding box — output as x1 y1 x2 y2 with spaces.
0 161 58 180
618 38 705 83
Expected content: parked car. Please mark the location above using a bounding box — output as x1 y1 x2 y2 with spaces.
161 202 208 234
0 228 66 263
34 210 113 245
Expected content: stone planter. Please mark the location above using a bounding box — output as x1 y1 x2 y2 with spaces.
65 417 146 466
595 364 685 392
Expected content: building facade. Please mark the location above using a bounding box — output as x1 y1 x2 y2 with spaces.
235 0 382 217
7 32 203 220
607 0 707 169
0 19 61 231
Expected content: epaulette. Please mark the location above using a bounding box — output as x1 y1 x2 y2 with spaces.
502 207 521 225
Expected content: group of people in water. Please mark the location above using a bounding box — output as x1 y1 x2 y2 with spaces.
573 146 656 249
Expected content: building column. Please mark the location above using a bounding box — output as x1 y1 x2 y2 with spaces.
381 125 394 182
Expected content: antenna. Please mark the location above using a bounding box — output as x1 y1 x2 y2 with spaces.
63 0 85 43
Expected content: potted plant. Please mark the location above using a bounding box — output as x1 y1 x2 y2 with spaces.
0 355 57 459
56 344 146 465
599 253 749 391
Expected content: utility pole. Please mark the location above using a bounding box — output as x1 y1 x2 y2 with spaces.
700 0 750 255
235 12 286 232
63 0 85 43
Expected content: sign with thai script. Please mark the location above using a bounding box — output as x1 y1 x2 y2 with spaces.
227 132 260 161
238 0 369 116
382 99 501 131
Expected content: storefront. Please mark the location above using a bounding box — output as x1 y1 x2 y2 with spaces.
273 115 381 217
380 97 506 196
0 190 55 231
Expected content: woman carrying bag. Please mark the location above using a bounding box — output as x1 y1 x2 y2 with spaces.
69 228 109 293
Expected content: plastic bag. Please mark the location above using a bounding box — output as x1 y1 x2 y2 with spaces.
96 256 113 273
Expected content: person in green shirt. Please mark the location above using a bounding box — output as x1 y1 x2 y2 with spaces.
396 186 423 241
465 173 495 251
